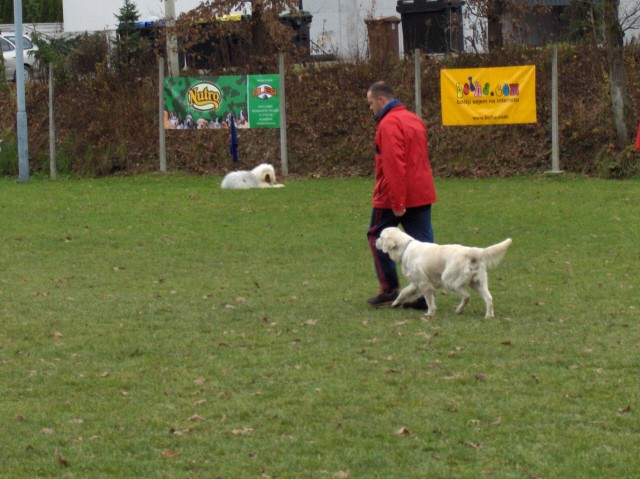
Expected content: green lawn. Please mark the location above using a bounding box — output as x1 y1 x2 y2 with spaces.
0 174 638 478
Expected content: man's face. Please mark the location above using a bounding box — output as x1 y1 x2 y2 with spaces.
367 90 386 116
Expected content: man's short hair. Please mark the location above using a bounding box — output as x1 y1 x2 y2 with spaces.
368 81 395 100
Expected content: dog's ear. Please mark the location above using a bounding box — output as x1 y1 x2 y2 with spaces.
264 173 273 184
382 237 395 253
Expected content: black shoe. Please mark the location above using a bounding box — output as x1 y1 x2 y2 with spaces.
402 297 428 311
367 290 398 307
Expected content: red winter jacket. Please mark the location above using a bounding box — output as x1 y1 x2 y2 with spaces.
372 103 436 211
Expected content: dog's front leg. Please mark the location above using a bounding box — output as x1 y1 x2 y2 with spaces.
419 286 437 316
391 284 418 308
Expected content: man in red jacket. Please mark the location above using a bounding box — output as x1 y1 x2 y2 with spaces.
366 81 437 309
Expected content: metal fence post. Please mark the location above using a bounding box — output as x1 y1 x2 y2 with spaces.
550 44 562 174
279 53 288 177
159 57 167 173
49 63 57 180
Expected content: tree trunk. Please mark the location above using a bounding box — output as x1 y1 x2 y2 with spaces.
251 0 270 57
487 0 505 50
602 0 630 148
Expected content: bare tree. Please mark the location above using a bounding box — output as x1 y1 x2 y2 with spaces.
463 0 635 148
175 0 302 69
602 0 631 147
618 0 640 38
464 0 553 50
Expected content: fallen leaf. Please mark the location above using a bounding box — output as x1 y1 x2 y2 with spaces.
618 405 631 414
395 426 410 436
41 428 54 435
100 371 110 378
188 414 205 422
52 332 64 339
462 441 484 449
333 471 350 478
193 377 207 385
492 416 502 426
302 319 317 326
161 450 181 458
231 427 255 435
13 415 26 422
54 448 69 467
475 373 486 382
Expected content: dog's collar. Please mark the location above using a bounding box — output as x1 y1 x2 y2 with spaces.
400 240 414 262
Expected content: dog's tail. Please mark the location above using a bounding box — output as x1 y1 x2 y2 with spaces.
480 238 512 269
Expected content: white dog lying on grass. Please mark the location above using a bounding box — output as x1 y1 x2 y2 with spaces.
376 227 512 318
221 163 285 189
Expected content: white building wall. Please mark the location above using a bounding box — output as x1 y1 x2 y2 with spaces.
302 0 402 58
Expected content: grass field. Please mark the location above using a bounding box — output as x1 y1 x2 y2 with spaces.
0 174 638 478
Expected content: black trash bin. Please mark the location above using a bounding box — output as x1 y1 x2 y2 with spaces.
279 11 313 55
396 0 464 54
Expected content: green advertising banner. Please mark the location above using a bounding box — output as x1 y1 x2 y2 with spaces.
247 74 280 128
163 74 280 130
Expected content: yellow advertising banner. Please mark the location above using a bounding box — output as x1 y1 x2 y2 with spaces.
440 65 537 126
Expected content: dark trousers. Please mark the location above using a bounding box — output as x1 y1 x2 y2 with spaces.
367 205 434 293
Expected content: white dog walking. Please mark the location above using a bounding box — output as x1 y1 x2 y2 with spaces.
221 163 284 189
376 227 512 318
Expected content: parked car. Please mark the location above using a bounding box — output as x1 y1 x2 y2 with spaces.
0 32 39 82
